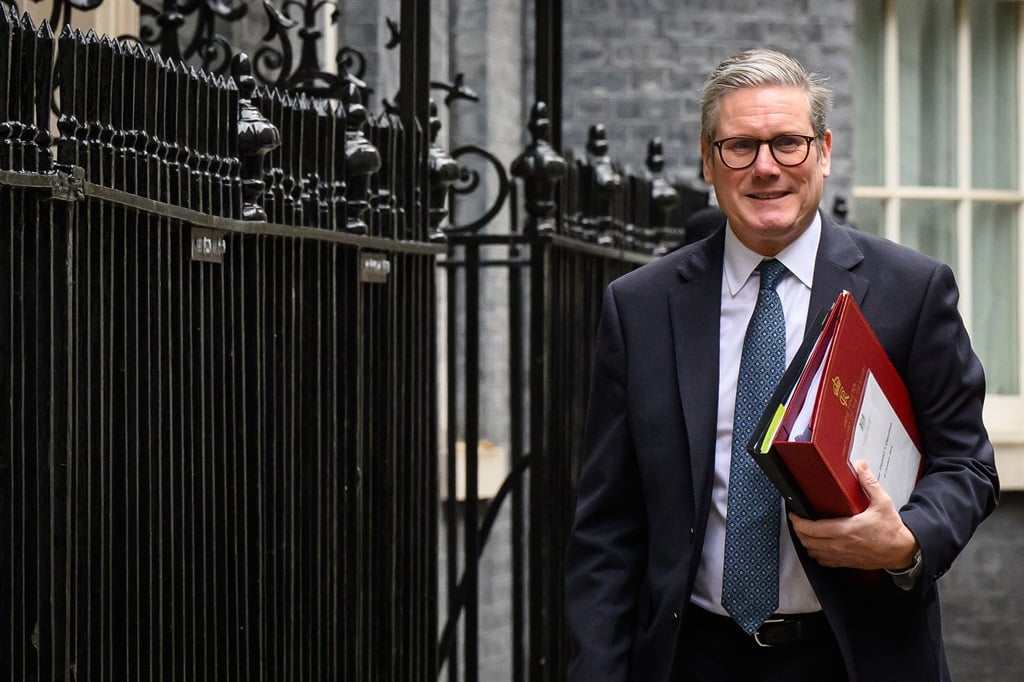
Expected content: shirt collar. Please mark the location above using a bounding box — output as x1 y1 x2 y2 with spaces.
723 212 821 296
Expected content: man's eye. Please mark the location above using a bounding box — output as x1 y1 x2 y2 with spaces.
773 136 802 151
727 139 757 153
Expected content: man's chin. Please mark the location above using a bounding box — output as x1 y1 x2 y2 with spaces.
745 216 800 235
731 215 811 253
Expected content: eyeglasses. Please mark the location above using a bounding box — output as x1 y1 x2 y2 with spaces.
712 134 817 170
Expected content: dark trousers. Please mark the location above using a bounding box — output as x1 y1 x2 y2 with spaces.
673 606 849 682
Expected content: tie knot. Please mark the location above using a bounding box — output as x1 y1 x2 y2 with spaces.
757 259 787 291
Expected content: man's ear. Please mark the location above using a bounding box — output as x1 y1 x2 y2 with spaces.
700 139 713 184
819 129 833 178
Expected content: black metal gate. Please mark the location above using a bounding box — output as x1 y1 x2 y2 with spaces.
437 93 707 679
3 3 442 680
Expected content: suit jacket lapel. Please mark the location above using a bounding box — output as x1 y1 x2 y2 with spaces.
668 230 725 520
808 213 870 323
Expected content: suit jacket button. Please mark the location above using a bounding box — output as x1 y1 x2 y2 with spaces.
672 610 680 623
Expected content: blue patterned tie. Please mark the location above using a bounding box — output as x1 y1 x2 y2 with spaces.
722 259 787 635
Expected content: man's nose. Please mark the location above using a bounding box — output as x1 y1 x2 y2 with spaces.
751 141 781 174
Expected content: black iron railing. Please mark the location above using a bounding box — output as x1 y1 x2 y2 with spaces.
3 2 722 681
2 7 440 680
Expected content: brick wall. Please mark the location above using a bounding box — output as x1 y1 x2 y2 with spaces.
561 0 855 209
943 491 1024 681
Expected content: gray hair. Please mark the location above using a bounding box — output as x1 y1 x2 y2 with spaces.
700 48 833 145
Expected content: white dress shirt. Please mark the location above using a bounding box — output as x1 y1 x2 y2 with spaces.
691 213 824 616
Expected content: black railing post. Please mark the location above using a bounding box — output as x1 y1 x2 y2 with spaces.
233 52 279 222
583 123 624 246
645 137 684 254
535 0 563 152
31 16 54 172
400 0 431 242
427 100 459 241
528 205 551 682
511 101 566 235
342 80 380 235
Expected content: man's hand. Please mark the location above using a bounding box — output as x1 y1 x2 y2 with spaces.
789 460 919 570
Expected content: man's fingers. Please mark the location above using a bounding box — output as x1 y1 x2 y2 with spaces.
853 459 891 507
789 512 844 540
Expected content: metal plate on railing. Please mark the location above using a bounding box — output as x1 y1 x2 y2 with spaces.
191 227 227 263
360 251 391 283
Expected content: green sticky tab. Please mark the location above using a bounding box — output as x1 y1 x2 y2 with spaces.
759 404 787 453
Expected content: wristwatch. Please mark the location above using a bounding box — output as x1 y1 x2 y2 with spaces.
886 547 924 590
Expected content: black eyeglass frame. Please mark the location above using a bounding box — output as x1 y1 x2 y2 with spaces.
711 134 818 170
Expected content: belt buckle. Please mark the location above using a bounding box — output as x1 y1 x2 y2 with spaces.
753 617 787 648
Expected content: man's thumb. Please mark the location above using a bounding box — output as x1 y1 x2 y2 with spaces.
854 459 885 501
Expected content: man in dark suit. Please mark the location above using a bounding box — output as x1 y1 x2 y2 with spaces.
564 48 998 682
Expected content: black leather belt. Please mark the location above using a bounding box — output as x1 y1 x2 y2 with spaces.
685 606 829 648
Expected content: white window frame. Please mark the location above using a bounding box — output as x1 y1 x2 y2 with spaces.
852 0 1024 488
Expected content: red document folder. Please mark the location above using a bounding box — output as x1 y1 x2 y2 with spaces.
747 291 922 519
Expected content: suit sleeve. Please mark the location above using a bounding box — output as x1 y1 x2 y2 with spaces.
564 284 647 682
897 262 999 591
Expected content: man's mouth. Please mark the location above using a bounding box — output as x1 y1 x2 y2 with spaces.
748 191 789 200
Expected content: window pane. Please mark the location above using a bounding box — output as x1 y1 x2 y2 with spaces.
898 0 957 187
901 200 958 266
850 197 885 236
972 203 1020 394
971 1 1019 190
854 0 886 186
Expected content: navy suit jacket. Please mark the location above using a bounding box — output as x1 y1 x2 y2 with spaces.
565 212 999 682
